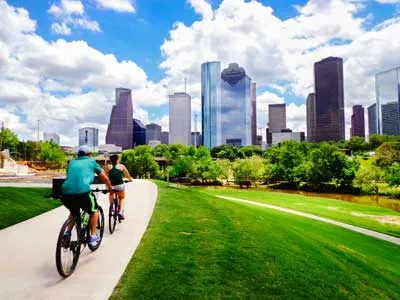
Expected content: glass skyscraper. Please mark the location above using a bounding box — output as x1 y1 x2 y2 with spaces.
79 127 99 149
306 93 316 142
251 82 257 145
220 63 252 147
314 57 345 142
106 88 133 149
376 67 400 136
201 62 221 149
146 123 162 144
133 118 146 147
351 105 365 138
368 103 377 135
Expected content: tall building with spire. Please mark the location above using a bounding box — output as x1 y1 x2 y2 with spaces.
106 88 133 150
169 93 191 145
306 93 316 142
314 57 345 141
251 82 257 145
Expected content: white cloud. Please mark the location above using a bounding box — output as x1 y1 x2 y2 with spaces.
375 0 400 4
48 0 101 34
188 0 213 20
95 0 136 13
51 22 72 35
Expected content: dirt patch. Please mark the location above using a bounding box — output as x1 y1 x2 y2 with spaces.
351 212 400 226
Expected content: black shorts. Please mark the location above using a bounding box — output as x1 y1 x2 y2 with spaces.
61 191 99 217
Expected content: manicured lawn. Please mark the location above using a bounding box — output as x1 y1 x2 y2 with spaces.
111 182 399 300
0 187 60 230
203 188 400 237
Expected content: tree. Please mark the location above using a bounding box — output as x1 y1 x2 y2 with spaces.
0 128 19 151
239 146 263 158
170 156 195 179
346 136 368 154
354 165 383 194
39 142 66 167
385 162 400 187
375 142 400 168
196 157 222 183
152 144 170 158
121 146 159 178
216 159 232 184
233 157 265 183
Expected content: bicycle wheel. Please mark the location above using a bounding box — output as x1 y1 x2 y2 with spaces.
88 206 105 251
109 198 117 234
55 218 81 278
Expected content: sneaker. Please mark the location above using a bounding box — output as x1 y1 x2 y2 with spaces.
118 210 125 220
88 234 100 247
62 230 71 248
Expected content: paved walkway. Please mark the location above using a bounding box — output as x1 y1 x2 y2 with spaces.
217 195 400 246
0 180 158 300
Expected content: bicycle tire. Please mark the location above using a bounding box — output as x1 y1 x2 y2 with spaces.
55 218 81 278
88 206 105 251
109 198 117 234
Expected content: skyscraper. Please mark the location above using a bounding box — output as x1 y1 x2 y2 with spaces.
376 67 400 136
368 103 377 136
79 127 99 148
161 131 169 145
106 88 133 149
351 105 365 138
43 133 60 145
146 123 162 144
220 63 252 147
269 104 286 133
314 57 345 141
306 93 316 142
191 132 202 147
169 93 191 145
201 61 221 149
251 82 257 145
133 118 146 147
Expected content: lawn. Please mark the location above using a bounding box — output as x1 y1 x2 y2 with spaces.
111 181 400 300
203 188 400 237
0 187 60 230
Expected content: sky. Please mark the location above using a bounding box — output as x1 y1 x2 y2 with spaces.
0 0 400 146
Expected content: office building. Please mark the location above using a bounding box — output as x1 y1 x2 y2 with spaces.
314 57 345 141
269 104 286 133
267 131 305 146
79 127 99 149
201 61 222 149
368 103 377 135
351 105 365 138
161 131 169 145
376 67 400 135
220 63 252 147
306 93 316 142
146 123 162 144
43 133 60 145
169 93 191 145
106 88 133 149
251 82 257 145
191 132 202 147
133 119 146 147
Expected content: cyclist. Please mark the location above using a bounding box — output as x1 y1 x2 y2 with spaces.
61 145 113 247
105 154 133 220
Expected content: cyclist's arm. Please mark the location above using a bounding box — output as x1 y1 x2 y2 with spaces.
121 165 133 181
98 171 113 192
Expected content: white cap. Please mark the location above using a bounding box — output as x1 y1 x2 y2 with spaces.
77 145 91 154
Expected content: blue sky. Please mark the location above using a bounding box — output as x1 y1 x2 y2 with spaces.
1 0 400 145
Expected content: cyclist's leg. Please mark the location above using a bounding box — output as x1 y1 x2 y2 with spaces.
80 192 99 236
61 194 79 231
117 191 126 211
108 191 114 204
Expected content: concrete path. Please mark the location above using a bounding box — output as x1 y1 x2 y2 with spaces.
0 180 158 300
217 195 400 246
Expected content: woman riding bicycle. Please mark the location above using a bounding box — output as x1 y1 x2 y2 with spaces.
105 154 133 220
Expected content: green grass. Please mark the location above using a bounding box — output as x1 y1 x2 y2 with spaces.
0 187 60 230
203 188 400 237
111 181 400 300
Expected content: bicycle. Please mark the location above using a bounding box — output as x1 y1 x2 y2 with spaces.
55 189 105 278
108 180 130 234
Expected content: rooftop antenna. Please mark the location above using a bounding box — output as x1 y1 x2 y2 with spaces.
184 76 187 94
194 112 198 147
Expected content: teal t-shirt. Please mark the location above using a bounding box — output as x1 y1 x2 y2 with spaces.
62 156 103 195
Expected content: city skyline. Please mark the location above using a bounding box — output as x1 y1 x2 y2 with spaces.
2 0 400 146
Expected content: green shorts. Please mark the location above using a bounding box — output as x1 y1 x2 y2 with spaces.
61 191 98 217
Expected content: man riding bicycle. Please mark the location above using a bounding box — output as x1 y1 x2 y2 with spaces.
61 145 113 247
105 154 133 220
